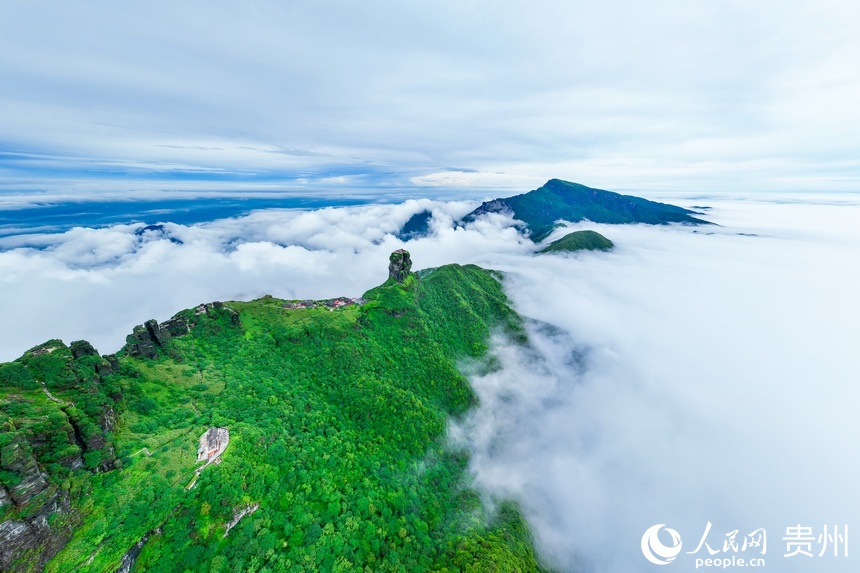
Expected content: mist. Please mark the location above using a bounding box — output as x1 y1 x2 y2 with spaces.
454 197 860 571
0 193 858 571
0 198 524 361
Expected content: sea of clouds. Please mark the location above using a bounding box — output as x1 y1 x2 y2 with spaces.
1 193 858 571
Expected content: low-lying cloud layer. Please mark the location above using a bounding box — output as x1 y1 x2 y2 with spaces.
455 199 860 571
1 194 858 571
0 198 531 361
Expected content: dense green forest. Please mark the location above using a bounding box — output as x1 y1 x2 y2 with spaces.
1 255 551 572
539 230 614 254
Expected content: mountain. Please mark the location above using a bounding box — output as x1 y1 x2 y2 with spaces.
539 230 614 254
1 252 548 573
465 178 707 240
396 210 433 241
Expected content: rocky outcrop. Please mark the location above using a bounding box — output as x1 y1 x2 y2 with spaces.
69 340 98 360
160 315 191 337
161 302 240 336
0 431 75 572
464 198 512 220
126 303 241 359
0 489 73 573
1 338 121 570
0 433 49 506
97 353 120 378
198 302 241 328
64 409 116 472
124 319 171 359
388 250 413 283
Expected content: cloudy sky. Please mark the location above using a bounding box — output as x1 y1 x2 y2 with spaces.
1 0 859 201
2 3 859 571
1 192 858 571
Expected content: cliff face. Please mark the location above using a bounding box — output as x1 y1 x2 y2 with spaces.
388 249 413 282
0 339 121 571
0 432 74 572
0 486 73 573
1 298 244 571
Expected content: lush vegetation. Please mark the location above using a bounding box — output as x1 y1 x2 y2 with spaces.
1 262 549 572
539 230 614 254
467 178 705 240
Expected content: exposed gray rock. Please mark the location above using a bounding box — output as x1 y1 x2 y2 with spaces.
160 315 190 337
466 198 512 219
64 411 115 472
124 319 170 359
0 431 75 572
124 303 241 360
145 319 169 347
100 407 117 434
388 249 413 283
69 340 98 360
0 491 72 573
160 302 241 338
97 354 120 377
0 437 49 506
114 528 161 573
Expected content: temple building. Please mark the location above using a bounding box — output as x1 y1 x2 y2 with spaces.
197 427 229 463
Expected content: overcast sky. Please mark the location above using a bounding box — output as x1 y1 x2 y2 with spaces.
1 0 859 200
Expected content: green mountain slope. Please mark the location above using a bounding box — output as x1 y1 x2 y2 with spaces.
1 253 548 573
396 210 433 241
466 178 706 240
539 230 614 254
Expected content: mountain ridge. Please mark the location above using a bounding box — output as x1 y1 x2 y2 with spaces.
463 178 707 241
1 254 550 573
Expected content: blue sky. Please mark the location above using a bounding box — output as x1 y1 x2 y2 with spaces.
1 0 859 201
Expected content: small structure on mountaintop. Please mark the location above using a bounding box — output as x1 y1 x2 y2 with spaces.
283 297 364 310
197 427 229 463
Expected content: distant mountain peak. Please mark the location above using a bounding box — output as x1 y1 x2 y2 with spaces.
465 179 707 241
538 230 614 254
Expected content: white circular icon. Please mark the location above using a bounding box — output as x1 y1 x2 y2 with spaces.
641 524 683 565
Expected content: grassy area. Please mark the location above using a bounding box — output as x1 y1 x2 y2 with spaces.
2 262 551 573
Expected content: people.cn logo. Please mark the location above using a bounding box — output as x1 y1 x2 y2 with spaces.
641 524 683 565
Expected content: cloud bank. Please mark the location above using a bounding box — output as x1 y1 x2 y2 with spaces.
0 198 527 361
1 193 858 572
1 1 859 193
454 199 860 571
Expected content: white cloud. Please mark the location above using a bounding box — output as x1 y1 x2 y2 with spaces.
0 193 858 572
0 199 486 360
453 197 860 571
1 1 859 192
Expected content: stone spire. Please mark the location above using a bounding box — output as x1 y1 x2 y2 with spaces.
388 249 412 282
